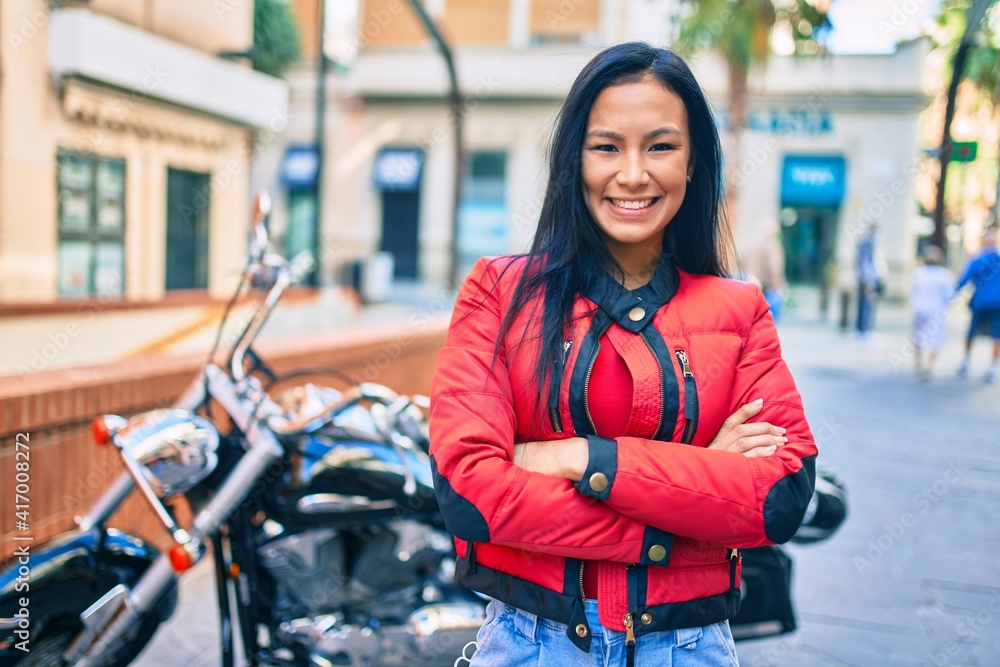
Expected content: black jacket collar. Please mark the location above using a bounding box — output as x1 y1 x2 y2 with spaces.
584 256 679 333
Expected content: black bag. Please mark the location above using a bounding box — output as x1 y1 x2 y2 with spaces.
729 546 797 640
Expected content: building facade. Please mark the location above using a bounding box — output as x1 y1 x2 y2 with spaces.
254 0 930 297
0 0 288 305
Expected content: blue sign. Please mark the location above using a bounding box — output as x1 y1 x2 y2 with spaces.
747 109 833 135
280 145 319 189
373 147 424 193
780 155 846 207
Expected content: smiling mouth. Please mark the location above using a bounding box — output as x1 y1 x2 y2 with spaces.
608 197 660 211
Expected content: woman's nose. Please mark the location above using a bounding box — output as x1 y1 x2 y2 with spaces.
616 152 649 188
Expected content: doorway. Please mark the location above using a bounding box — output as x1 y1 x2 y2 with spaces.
165 168 210 290
780 206 839 285
373 147 425 281
380 190 420 280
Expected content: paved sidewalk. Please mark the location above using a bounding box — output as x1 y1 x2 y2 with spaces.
738 291 1000 667
130 288 999 666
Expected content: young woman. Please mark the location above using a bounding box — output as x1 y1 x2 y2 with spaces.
910 245 953 380
430 42 817 666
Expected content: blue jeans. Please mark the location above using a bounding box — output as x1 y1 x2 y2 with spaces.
468 599 739 666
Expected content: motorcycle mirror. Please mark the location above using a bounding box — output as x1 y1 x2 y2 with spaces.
251 190 272 226
249 190 271 256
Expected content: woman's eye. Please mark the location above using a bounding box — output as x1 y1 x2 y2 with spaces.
650 143 678 152
588 144 618 153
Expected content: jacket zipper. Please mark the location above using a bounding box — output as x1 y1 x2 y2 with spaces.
640 331 667 438
728 548 740 606
624 612 636 667
583 344 599 434
624 562 638 667
675 350 699 445
579 560 586 601
548 340 573 433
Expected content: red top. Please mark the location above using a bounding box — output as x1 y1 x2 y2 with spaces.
583 338 633 598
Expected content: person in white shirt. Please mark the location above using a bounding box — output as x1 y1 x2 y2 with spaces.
910 245 954 380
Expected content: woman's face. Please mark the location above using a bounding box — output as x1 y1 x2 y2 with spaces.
581 76 692 263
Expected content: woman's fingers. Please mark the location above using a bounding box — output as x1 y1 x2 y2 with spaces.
719 398 764 432
709 399 786 456
729 422 784 439
732 433 787 454
743 444 779 458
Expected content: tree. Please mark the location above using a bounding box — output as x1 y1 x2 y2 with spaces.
673 0 832 231
932 0 999 234
253 0 302 78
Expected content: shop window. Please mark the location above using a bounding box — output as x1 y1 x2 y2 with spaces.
57 151 126 298
530 0 600 44
458 151 508 277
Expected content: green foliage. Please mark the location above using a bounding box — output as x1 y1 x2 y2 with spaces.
254 0 302 78
675 0 832 69
934 0 999 102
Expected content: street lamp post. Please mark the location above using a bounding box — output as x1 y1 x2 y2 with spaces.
312 0 328 288
406 0 464 289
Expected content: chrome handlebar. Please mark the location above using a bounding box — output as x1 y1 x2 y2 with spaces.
267 382 405 436
226 188 313 383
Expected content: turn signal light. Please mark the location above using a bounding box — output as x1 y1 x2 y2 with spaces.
92 418 112 445
169 545 195 572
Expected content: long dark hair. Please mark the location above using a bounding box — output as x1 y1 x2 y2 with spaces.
495 42 730 407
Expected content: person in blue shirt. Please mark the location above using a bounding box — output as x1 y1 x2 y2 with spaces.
955 228 1000 382
855 225 886 341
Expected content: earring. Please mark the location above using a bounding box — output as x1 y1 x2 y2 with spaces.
686 174 692 183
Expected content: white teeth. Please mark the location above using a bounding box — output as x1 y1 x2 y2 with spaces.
611 198 654 210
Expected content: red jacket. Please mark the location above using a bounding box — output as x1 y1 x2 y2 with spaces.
430 256 817 653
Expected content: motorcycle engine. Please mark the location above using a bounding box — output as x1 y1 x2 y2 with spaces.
258 520 451 615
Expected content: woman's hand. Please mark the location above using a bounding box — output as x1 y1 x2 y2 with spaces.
513 437 588 481
707 399 786 458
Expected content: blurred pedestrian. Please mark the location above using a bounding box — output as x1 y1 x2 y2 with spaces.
744 218 788 322
855 224 887 342
430 43 816 667
909 245 953 380
955 228 1000 382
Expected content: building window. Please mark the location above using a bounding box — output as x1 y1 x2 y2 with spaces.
458 151 508 277
57 151 126 298
165 168 211 291
529 0 600 44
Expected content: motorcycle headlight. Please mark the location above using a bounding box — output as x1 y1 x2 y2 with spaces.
117 409 220 497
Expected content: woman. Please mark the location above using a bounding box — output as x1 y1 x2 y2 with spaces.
430 43 817 666
910 245 953 380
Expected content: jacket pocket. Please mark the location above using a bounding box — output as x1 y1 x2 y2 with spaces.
674 536 728 564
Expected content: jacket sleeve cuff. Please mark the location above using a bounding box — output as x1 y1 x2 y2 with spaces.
574 435 618 501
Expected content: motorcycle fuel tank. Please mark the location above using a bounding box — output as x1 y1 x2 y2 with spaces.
264 420 440 529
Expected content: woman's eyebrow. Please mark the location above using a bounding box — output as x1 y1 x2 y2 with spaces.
585 126 683 140
586 130 624 140
645 126 682 139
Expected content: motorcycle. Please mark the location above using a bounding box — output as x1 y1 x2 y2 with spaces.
0 190 847 667
1 191 485 667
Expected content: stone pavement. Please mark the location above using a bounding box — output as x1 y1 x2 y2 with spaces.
135 287 1000 667
737 291 1000 667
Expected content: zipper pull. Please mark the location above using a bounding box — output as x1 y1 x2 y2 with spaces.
563 339 573 361
623 612 635 645
676 350 693 377
730 548 739 560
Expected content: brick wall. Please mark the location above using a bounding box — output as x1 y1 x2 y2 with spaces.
0 317 449 563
